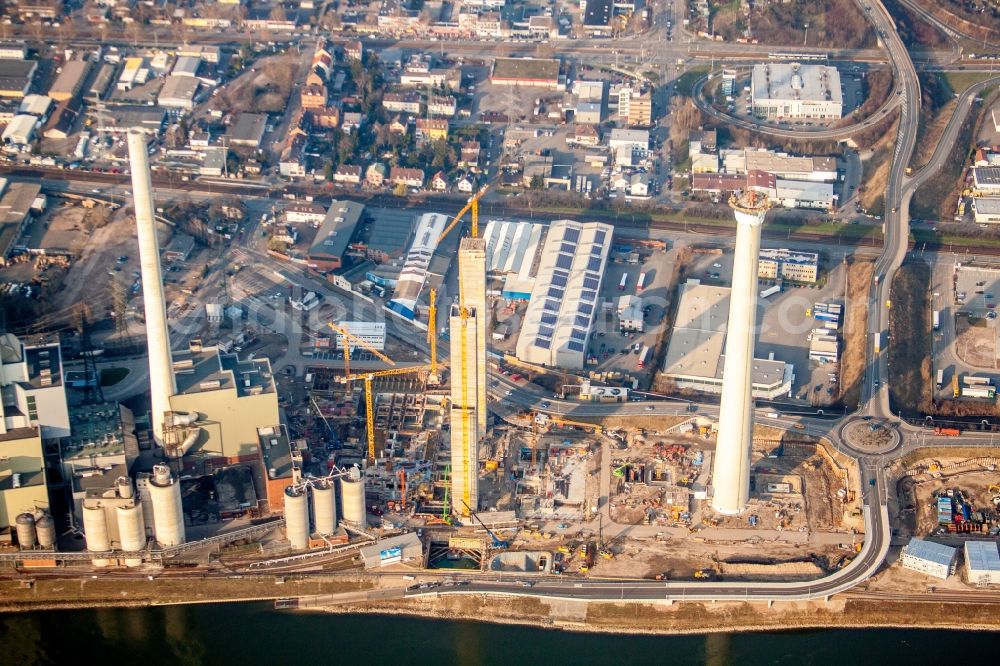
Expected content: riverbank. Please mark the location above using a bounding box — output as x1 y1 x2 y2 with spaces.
4 575 999 636
311 593 1000 636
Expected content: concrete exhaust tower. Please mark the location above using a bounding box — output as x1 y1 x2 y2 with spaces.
711 190 772 515
127 129 176 445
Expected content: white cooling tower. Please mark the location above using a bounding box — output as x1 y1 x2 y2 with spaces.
148 464 186 547
311 481 337 536
284 486 310 550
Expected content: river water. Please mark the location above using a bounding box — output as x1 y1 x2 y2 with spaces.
1 602 996 665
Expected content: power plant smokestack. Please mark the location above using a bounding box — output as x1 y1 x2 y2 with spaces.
127 129 176 445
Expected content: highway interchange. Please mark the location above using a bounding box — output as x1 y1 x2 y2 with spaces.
6 0 1000 605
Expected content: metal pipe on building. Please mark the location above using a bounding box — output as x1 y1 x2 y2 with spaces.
148 464 185 547
127 128 176 446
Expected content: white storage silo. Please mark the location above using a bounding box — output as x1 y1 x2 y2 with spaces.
284 486 310 550
311 481 337 535
15 513 36 549
117 476 134 499
148 464 185 547
339 467 367 526
35 514 57 550
83 504 111 566
117 501 146 566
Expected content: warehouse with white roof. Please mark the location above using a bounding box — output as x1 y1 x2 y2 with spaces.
965 541 1000 586
901 538 958 580
514 219 613 370
662 279 793 399
387 213 449 320
751 63 843 120
482 220 546 300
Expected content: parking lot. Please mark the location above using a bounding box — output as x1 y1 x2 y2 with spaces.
684 248 846 403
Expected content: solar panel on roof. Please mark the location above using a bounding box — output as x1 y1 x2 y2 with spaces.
587 257 602 272
555 254 573 270
560 242 575 254
571 329 587 341
563 227 581 243
580 289 597 302
579 304 593 315
541 313 557 325
535 338 550 349
583 276 600 290
574 314 590 327
594 229 607 244
551 274 568 288
544 299 559 312
548 286 564 299
539 325 554 339
567 341 584 352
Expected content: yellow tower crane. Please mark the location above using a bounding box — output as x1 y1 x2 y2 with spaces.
327 322 395 380
344 364 435 463
436 185 490 242
426 287 440 384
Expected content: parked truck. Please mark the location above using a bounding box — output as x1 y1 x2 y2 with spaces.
933 310 941 330
618 273 628 291
760 284 781 299
636 272 647 292
962 385 996 399
936 369 944 389
934 426 961 436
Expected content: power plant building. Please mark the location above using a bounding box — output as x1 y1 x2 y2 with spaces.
751 63 843 120
515 220 613 370
167 344 280 463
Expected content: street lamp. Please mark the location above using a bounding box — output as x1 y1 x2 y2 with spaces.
804 23 809 47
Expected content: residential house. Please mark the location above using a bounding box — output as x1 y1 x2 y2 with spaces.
427 95 457 118
568 125 600 147
321 104 346 126
279 136 308 178
366 162 388 187
415 118 448 143
431 171 448 191
388 115 409 135
383 92 422 114
629 173 650 197
342 112 363 134
390 167 424 189
457 175 475 193
334 164 363 185
345 41 364 62
460 141 480 167
300 85 327 111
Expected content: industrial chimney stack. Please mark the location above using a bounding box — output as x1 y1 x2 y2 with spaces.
127 129 176 445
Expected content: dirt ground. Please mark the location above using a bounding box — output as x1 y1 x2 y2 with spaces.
895 456 1000 538
840 258 875 408
954 314 997 369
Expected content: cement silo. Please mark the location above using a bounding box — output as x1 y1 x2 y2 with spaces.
35 514 57 550
311 481 337 536
340 467 367 526
148 464 185 547
284 486 310 550
116 502 146 566
83 504 111 566
15 513 36 549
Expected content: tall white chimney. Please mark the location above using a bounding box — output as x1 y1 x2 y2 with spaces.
127 129 176 445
